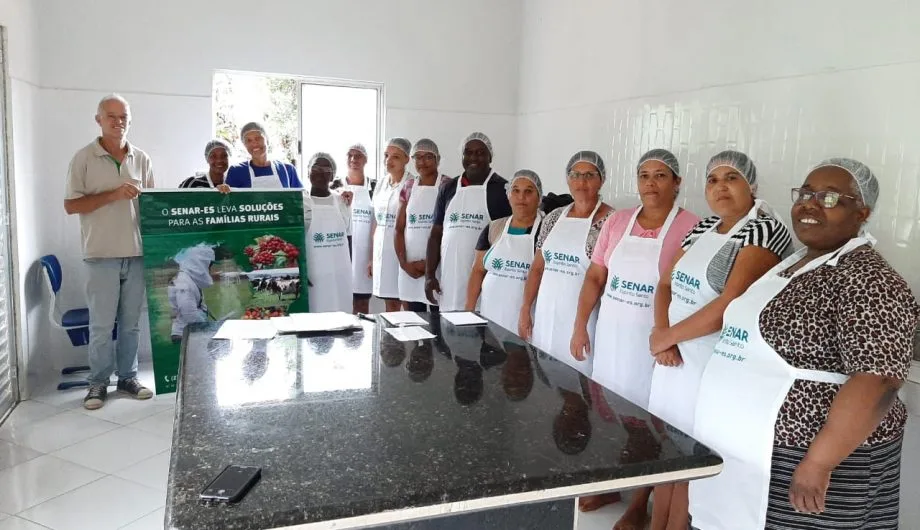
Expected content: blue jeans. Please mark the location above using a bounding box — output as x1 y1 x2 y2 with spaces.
84 257 145 385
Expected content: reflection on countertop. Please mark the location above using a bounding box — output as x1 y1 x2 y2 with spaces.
166 315 721 530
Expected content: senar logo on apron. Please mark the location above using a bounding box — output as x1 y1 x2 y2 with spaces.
689 236 868 530
591 205 679 409
348 185 373 295
480 214 541 332
399 179 440 305
439 173 495 311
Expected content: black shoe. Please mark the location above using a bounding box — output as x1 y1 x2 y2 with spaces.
83 384 108 410
117 377 153 399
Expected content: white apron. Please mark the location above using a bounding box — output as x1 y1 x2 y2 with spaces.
249 161 283 189
480 214 542 333
531 201 602 376
592 206 679 409
372 173 408 299
348 184 374 295
305 195 353 313
688 237 869 530
439 173 494 311
647 201 762 435
399 179 440 304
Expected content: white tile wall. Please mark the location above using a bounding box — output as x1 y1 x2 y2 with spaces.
518 61 920 294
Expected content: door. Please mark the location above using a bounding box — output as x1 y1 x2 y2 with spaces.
0 27 16 422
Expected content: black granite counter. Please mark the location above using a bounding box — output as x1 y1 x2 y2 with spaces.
165 314 722 530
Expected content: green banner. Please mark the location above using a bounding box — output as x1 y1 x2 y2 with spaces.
140 190 308 394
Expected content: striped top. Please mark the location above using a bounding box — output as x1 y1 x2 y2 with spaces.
680 213 793 294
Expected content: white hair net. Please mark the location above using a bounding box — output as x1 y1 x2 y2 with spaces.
461 132 493 158
411 138 441 159
566 150 607 181
386 137 411 157
809 157 880 210
204 139 231 159
509 169 543 196
240 122 267 143
637 148 680 177
347 143 367 158
706 150 758 193
307 152 337 177
174 244 215 289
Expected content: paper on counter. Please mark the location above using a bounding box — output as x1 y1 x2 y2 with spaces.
384 326 437 341
380 311 429 327
271 312 362 333
213 319 278 340
440 312 489 326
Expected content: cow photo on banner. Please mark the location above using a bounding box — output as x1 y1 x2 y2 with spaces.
139 189 309 393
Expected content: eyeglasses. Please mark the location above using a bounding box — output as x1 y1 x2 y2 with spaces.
413 153 437 162
791 188 859 209
567 171 601 181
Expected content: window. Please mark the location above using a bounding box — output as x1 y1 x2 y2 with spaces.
212 71 383 180
299 81 382 181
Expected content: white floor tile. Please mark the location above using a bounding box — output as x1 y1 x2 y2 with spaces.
1 402 62 430
51 426 171 474
113 450 170 492
127 409 175 439
30 387 90 410
0 441 43 472
74 397 173 427
0 517 50 530
0 455 103 514
17 476 164 530
0 411 119 453
118 507 165 530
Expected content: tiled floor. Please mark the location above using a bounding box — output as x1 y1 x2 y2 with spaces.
0 363 173 530
0 361 638 530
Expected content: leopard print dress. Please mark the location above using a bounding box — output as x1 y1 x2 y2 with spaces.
757 246 920 529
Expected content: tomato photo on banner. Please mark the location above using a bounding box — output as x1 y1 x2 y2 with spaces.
139 190 309 394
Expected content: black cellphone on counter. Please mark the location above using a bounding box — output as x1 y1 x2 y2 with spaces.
199 465 261 504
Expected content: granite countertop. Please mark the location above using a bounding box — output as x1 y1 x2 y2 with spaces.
165 314 722 530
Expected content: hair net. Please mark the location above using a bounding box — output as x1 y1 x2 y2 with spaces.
386 137 411 157
509 169 543 197
706 150 758 192
307 152 337 177
808 157 880 210
204 139 231 159
240 122 267 143
461 132 494 158
637 148 680 177
566 150 607 181
347 143 367 158
411 138 441 159
174 244 215 289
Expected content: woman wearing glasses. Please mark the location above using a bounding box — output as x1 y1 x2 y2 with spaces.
519 151 614 375
647 150 793 529
690 159 919 530
395 139 451 312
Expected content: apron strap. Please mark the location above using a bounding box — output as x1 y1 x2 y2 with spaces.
794 368 849 385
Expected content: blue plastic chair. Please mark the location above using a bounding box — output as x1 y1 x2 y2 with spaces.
39 255 117 390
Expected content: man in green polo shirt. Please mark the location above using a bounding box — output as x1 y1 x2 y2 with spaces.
64 94 155 410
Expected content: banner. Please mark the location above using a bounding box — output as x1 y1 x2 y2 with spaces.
139 190 308 394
